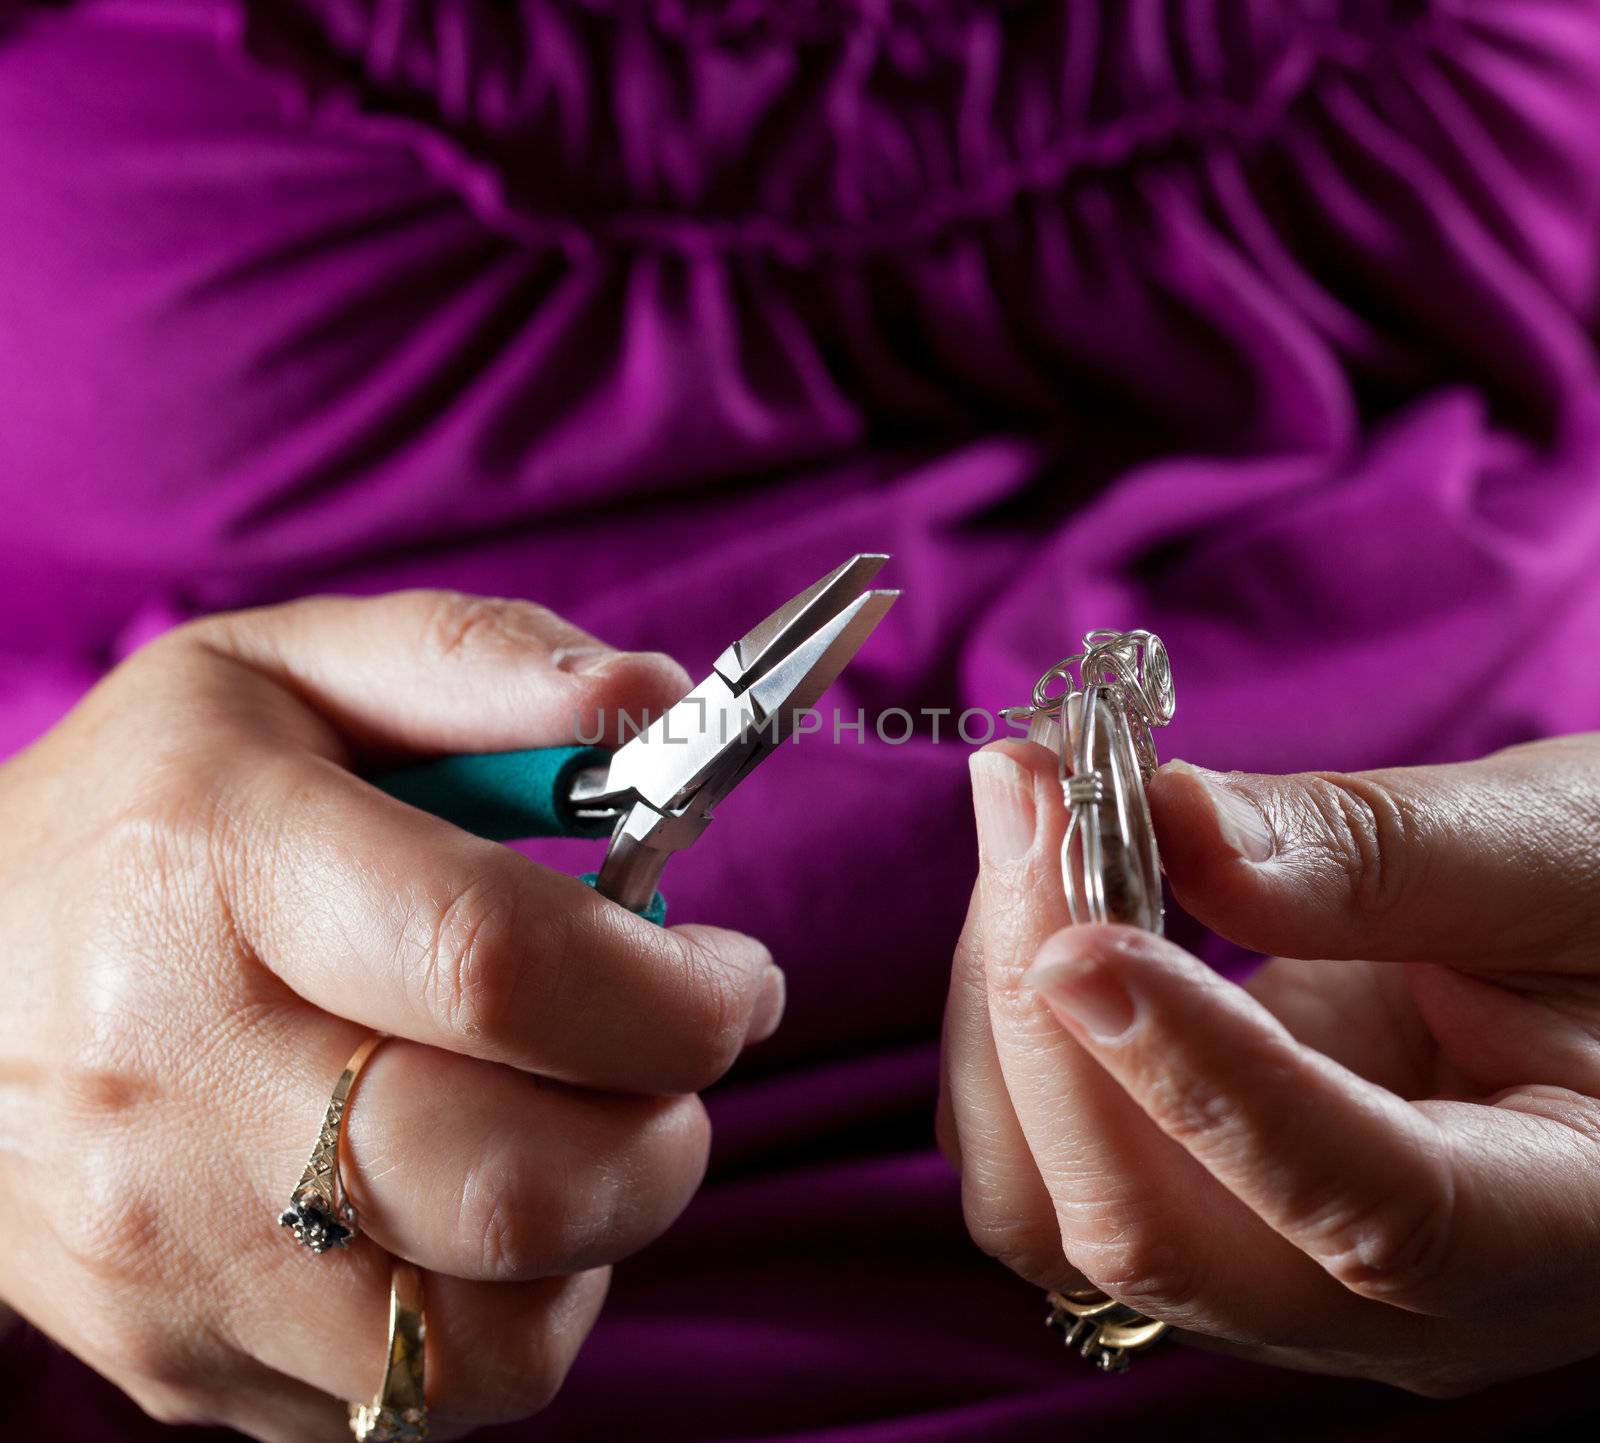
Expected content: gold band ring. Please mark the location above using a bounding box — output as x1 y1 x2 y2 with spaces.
1046 1289 1170 1373
349 1260 428 1442
279 1034 387 1254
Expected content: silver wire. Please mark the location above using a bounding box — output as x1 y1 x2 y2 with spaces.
1004 630 1175 934
1012 630 1175 755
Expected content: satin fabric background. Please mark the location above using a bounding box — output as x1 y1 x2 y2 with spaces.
2 1 1600 1437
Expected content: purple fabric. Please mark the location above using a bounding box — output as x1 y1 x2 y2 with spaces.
5 0 1600 1437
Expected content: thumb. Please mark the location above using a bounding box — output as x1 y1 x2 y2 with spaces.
1149 739 1600 971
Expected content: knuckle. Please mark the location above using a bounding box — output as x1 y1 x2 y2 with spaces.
1069 1219 1201 1320
962 1195 1066 1288
1136 1049 1305 1172
87 793 237 976
1309 1182 1458 1307
1506 1086 1600 1150
1301 772 1420 919
463 1146 568 1280
1141 1065 1250 1154
56 1065 149 1127
55 1157 164 1292
96 776 217 891
476 1189 541 1281
410 869 525 1046
116 619 222 694
662 935 750 1089
418 591 553 664
635 1095 712 1205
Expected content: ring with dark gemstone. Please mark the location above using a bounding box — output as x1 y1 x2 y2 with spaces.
278 1035 386 1256
279 1196 354 1254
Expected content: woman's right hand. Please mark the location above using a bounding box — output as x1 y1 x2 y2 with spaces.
0 590 784 1441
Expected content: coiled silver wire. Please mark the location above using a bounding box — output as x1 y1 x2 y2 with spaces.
1002 630 1175 933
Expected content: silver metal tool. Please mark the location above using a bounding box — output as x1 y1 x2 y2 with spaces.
571 554 898 911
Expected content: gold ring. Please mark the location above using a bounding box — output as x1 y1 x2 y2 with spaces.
349 1260 428 1441
279 1034 387 1254
1045 1289 1170 1373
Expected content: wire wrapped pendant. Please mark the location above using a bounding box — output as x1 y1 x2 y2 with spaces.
1003 629 1175 935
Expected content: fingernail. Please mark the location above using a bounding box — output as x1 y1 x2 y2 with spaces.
1179 762 1276 863
746 966 787 1044
1025 953 1138 1044
969 750 1037 865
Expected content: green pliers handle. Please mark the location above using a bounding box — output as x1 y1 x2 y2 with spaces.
371 745 667 925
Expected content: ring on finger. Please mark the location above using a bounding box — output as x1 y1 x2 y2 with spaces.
279 1034 387 1254
1046 1289 1170 1372
349 1260 428 1441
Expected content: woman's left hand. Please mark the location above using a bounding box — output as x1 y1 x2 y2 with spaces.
937 735 1600 1396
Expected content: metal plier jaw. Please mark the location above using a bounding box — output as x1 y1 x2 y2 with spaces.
572 555 898 911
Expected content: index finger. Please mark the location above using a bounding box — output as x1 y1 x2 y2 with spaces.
221 749 784 1095
189 588 692 756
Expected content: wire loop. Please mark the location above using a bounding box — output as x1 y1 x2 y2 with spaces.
1014 630 1175 752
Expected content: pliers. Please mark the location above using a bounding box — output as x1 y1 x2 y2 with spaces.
373 555 899 922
